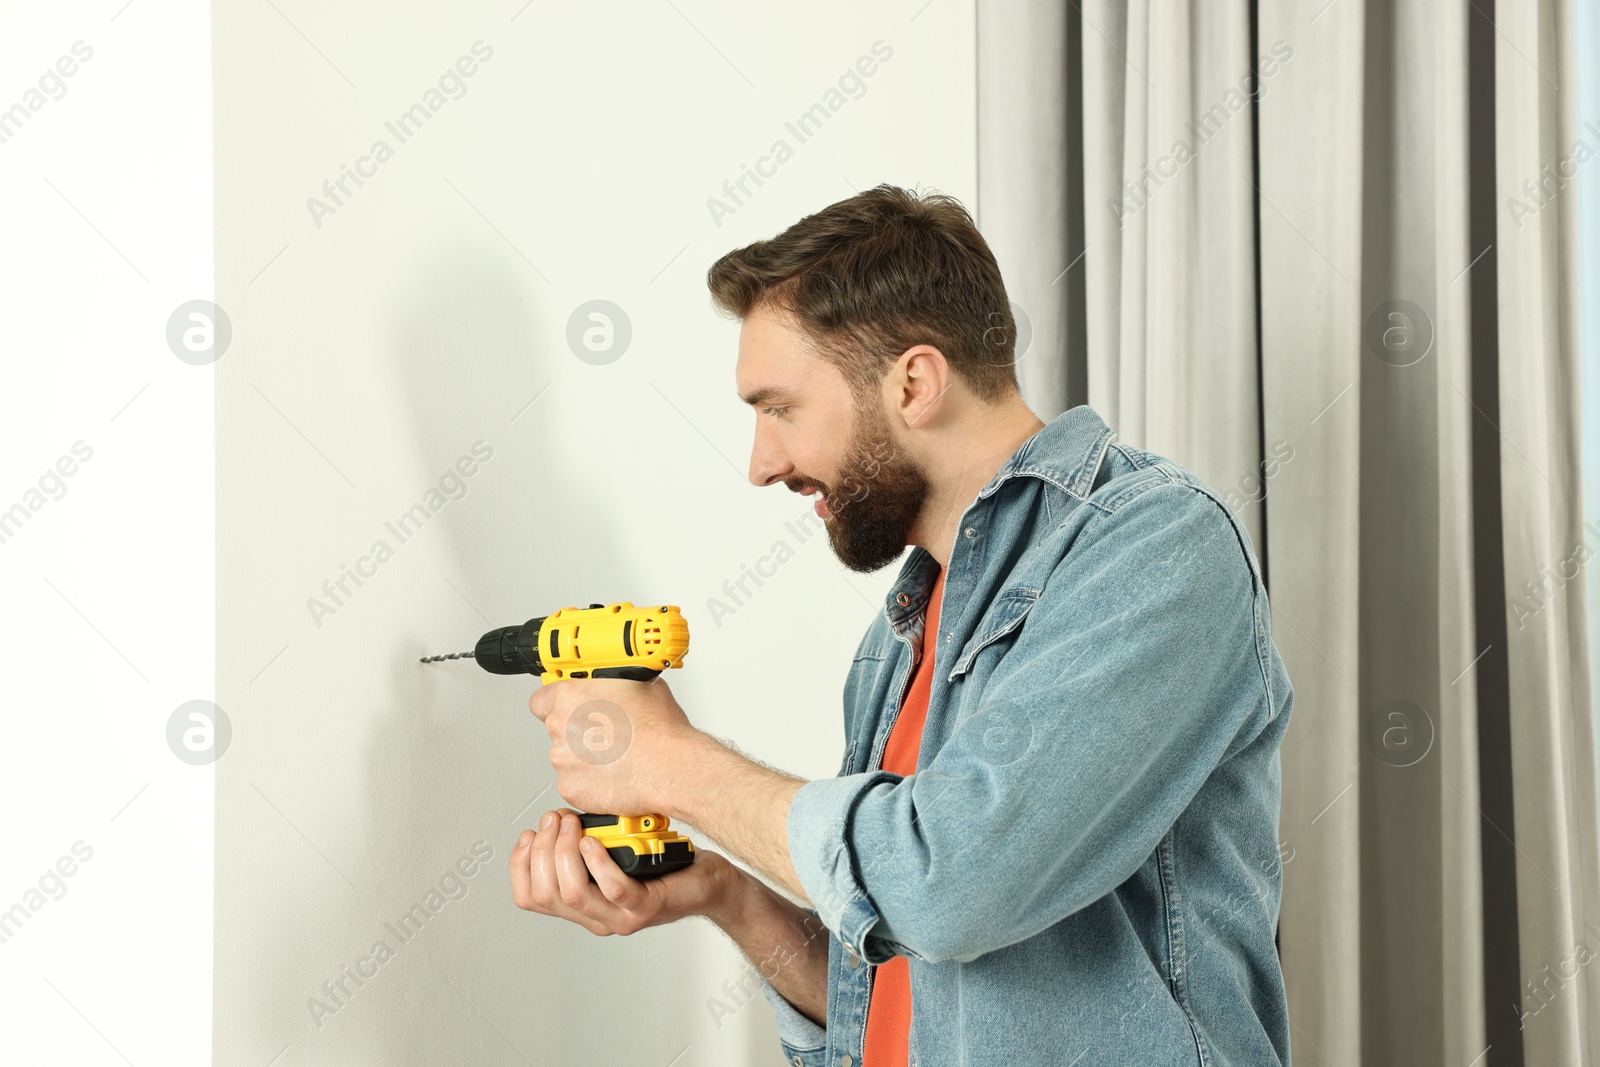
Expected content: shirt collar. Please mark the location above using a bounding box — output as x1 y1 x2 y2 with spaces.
882 405 1117 628
975 403 1116 503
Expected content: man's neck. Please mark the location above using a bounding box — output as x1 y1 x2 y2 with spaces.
912 400 1047 569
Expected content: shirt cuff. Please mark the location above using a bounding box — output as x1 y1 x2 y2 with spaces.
757 966 828 1064
787 771 910 966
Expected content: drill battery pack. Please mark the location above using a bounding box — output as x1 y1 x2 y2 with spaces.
578 812 695 879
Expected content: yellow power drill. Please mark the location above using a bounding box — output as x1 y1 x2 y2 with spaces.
421 601 695 880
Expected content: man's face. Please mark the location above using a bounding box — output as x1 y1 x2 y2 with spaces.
736 304 931 573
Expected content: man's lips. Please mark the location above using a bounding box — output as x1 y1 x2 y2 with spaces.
799 485 831 518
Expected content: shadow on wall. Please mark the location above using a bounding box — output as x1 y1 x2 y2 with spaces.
235 236 791 1065
353 242 684 1063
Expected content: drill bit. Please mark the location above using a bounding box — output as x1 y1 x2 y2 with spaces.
419 650 476 663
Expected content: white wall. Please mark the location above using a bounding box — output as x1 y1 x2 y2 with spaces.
214 2 974 1064
0 2 214 1064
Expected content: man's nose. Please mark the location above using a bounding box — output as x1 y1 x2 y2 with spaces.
748 423 793 487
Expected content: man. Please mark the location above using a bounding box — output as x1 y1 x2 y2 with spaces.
510 184 1293 1066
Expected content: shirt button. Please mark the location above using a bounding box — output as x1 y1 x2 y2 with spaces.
896 592 911 606
841 1057 854 1067
964 526 976 538
792 1058 803 1067
848 951 860 968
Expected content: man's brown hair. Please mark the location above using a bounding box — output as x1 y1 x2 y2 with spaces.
706 184 1020 405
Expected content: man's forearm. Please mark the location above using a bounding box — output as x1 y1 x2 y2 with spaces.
667 729 810 902
708 866 830 1029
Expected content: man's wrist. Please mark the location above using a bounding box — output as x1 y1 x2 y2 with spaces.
703 855 816 946
660 725 734 826
702 852 756 930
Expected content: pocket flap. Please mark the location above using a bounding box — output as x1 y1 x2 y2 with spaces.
946 586 1041 681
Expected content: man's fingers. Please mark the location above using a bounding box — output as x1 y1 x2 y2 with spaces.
548 811 636 932
513 817 582 921
526 810 566 909
577 834 651 915
511 807 658 937
528 678 571 722
519 811 610 935
552 808 653 916
508 829 535 909
554 813 623 918
555 814 589 907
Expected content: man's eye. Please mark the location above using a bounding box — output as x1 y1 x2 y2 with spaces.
763 406 789 418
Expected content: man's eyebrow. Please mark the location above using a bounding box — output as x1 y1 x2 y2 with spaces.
738 386 795 406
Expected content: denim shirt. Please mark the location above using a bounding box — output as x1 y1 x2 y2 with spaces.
758 405 1293 1067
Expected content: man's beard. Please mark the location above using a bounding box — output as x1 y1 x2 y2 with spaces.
810 400 931 574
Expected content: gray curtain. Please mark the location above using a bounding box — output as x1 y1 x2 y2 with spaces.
977 1 1599 1064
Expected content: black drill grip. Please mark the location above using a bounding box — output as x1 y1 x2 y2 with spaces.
587 665 661 682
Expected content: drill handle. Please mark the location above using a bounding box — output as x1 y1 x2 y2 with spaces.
586 665 661 682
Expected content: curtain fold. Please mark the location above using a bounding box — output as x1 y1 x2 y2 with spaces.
975 1 1076 416
1493 1 1600 1064
976 1 1597 1063
1079 0 1264 558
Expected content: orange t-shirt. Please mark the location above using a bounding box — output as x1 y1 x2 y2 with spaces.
863 564 945 1067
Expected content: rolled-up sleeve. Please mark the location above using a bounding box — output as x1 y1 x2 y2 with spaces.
787 770 907 963
787 481 1273 966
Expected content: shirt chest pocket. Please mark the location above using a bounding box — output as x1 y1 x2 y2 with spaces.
946 586 1041 684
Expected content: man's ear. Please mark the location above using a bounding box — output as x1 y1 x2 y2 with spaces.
894 344 953 429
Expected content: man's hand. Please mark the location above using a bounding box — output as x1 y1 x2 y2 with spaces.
508 807 739 935
527 676 695 818
527 673 811 904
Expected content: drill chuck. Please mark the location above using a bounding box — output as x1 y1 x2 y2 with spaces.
473 618 546 675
